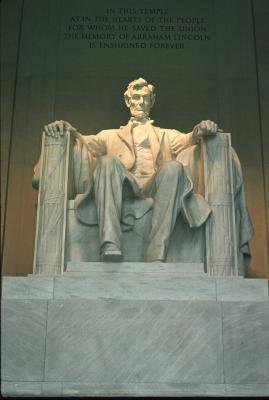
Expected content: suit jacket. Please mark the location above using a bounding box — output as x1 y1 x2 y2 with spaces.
80 120 197 171
73 121 211 230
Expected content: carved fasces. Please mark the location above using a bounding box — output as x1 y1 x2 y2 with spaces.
33 131 72 275
202 133 238 276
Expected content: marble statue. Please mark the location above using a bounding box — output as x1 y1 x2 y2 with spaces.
33 77 253 274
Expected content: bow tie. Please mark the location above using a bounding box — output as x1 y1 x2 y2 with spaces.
130 117 154 127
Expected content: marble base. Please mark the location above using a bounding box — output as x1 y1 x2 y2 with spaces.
2 382 269 397
1 271 269 397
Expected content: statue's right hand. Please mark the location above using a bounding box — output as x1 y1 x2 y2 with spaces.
44 120 77 139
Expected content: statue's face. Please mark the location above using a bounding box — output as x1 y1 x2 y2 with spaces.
128 86 153 119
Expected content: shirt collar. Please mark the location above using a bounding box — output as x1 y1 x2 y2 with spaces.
130 117 154 127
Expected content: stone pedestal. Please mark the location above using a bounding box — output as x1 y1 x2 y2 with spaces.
1 265 269 397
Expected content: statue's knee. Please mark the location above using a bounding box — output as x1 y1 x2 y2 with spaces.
97 155 118 168
160 160 184 176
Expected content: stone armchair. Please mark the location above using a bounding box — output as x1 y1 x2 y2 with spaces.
32 130 253 276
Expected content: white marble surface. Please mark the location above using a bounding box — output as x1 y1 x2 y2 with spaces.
45 299 223 383
66 206 205 264
225 383 269 396
216 278 268 301
1 382 43 397
1 300 47 381
1 275 269 397
54 275 216 300
223 301 269 383
1 276 268 301
65 261 205 274
66 209 100 262
2 382 269 397
2 276 54 299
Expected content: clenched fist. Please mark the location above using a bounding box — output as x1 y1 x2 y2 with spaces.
193 120 223 140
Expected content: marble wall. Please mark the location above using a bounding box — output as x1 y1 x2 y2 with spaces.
2 275 269 397
1 0 269 277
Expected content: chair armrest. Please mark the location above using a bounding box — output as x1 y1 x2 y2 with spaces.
202 133 239 276
33 131 73 275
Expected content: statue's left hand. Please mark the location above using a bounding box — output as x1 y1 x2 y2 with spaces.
193 120 223 140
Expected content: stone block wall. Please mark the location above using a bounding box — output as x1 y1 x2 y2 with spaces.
2 272 269 397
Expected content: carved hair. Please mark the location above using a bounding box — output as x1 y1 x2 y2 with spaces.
124 77 156 107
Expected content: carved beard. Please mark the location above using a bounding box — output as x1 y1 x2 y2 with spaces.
130 108 150 119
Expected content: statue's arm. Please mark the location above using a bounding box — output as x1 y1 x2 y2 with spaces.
168 129 197 156
169 120 221 156
77 131 107 158
41 119 108 147
32 120 108 188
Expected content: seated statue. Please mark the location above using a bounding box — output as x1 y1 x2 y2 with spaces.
33 77 253 274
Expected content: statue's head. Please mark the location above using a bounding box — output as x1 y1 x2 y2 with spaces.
124 77 156 119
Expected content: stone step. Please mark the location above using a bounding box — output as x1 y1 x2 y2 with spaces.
4 275 267 302
2 382 269 397
65 261 206 276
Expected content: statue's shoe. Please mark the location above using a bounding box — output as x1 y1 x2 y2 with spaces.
101 243 123 262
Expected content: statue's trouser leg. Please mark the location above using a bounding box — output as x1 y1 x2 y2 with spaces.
144 161 188 261
93 155 138 252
